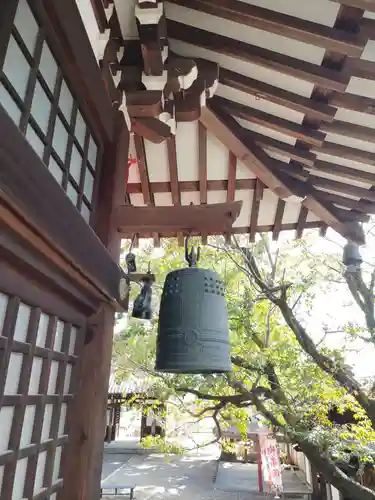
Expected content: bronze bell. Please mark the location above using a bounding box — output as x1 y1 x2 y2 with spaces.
155 237 232 374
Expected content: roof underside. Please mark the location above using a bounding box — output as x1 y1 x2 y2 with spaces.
95 0 375 243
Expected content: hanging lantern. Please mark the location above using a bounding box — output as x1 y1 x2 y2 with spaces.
155 237 232 374
132 265 154 320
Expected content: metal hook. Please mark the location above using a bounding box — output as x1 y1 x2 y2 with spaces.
185 235 200 268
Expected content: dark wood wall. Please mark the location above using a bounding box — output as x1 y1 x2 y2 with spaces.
0 1 128 499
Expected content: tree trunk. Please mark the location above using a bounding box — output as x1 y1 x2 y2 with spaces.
298 439 375 500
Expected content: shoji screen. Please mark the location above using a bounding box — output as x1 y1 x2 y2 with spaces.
0 0 100 224
0 284 84 499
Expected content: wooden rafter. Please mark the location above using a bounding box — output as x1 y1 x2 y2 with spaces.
219 68 336 123
167 21 349 91
320 119 375 143
314 141 375 165
307 160 375 185
214 96 326 147
168 0 365 57
318 191 375 213
330 91 375 114
243 130 317 167
200 105 293 198
309 175 375 202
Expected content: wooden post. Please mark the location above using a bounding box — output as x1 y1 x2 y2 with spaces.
60 115 129 500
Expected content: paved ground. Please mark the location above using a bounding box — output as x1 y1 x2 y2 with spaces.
101 452 257 500
101 452 310 500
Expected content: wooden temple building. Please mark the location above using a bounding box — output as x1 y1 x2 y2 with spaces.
1 0 375 498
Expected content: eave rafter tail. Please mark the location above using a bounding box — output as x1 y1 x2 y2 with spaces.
132 0 219 141
201 104 365 244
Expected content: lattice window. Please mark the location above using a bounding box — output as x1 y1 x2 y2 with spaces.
0 291 80 499
0 0 100 225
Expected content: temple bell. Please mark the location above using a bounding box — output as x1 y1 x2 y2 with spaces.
155 237 232 374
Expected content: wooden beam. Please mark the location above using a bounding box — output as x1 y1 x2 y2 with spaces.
126 91 165 118
215 96 325 147
199 105 293 198
330 91 375 115
131 117 172 143
168 0 365 57
126 178 258 194
134 135 152 205
219 68 336 123
307 159 375 185
114 202 243 234
317 191 375 213
303 194 365 244
167 21 349 92
198 122 208 204
296 206 308 239
320 119 375 144
313 141 375 165
309 175 375 201
167 137 180 205
249 179 263 242
227 152 237 203
272 199 286 241
243 130 317 167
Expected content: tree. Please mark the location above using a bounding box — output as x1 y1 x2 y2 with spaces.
113 233 375 500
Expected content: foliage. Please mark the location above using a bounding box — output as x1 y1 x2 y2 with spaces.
113 233 375 500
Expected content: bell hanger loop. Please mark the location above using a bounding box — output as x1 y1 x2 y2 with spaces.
185 235 200 268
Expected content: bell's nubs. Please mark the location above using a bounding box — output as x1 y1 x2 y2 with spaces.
155 267 232 374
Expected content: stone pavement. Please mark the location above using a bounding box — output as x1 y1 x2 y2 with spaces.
101 453 262 500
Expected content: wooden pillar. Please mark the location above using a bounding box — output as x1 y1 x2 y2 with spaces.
60 114 129 500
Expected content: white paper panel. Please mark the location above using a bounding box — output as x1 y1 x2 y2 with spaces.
59 80 74 122
48 361 59 394
34 451 47 494
153 192 173 206
144 140 170 182
49 158 64 186
29 357 43 395
31 81 51 135
0 293 9 334
39 43 58 91
53 116 69 162
14 0 39 55
0 407 14 453
26 125 45 158
36 313 49 347
0 84 22 125
41 405 53 442
81 203 91 222
58 403 67 437
258 191 279 225
70 145 83 184
84 170 95 202
88 136 98 168
69 327 77 355
4 353 23 395
54 321 65 352
64 364 72 394
233 190 252 228
67 183 79 206
12 457 28 499
53 446 62 482
75 111 86 148
3 36 31 99
180 191 200 206
20 405 36 448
